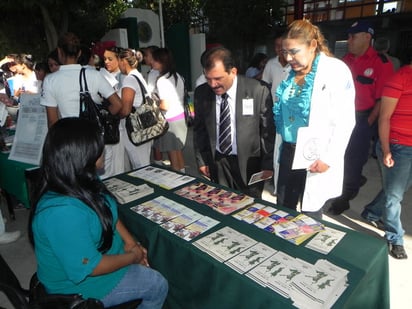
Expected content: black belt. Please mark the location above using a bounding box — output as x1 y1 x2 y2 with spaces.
215 151 237 159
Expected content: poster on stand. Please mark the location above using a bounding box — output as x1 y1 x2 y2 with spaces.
9 94 47 165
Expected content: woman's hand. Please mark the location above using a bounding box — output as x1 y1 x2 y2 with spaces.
382 152 394 168
308 160 329 173
127 242 150 267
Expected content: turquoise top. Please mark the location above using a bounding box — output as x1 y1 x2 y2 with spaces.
32 191 127 299
274 54 320 143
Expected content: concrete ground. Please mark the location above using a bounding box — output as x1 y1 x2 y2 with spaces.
1 127 411 308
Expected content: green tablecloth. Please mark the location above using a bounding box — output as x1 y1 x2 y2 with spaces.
116 171 390 309
0 152 35 208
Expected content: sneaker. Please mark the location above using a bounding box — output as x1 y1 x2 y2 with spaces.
0 230 21 245
389 244 408 260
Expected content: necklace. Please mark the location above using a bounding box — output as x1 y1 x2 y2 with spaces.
274 54 320 127
289 82 304 98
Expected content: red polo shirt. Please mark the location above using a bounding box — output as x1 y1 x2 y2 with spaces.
382 65 412 146
343 46 394 111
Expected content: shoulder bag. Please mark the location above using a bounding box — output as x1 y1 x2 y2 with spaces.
78 68 120 144
125 75 168 146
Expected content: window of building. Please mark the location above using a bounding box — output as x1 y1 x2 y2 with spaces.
283 1 405 25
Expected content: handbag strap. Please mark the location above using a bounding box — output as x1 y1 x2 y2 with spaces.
79 67 89 93
131 74 149 104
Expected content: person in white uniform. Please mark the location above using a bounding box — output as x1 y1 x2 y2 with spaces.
99 45 126 178
118 49 152 169
40 32 122 127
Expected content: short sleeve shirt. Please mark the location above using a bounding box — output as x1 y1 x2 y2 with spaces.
343 46 394 111
32 191 127 299
382 65 412 146
155 73 185 119
40 64 115 118
121 69 147 108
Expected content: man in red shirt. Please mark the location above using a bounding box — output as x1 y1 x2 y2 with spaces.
328 20 394 215
360 57 412 259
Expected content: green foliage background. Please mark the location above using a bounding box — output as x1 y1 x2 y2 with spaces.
0 0 285 64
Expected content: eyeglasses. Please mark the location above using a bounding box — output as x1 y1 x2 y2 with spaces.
281 48 301 57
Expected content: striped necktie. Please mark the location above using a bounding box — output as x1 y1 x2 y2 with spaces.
219 93 232 155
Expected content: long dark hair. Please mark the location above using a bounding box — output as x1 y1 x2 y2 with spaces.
29 118 114 252
152 48 179 85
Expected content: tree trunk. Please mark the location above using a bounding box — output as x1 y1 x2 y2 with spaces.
37 3 58 51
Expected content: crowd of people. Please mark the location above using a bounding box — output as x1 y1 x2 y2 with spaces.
0 16 410 308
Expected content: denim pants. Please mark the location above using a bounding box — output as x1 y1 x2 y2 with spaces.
101 264 168 309
364 141 412 245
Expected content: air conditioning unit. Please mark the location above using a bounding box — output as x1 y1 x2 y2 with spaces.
121 8 161 48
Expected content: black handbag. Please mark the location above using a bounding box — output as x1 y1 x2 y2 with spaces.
78 68 120 144
125 75 168 146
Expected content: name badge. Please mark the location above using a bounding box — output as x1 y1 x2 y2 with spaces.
242 98 254 115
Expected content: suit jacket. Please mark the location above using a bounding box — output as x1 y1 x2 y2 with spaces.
193 75 275 185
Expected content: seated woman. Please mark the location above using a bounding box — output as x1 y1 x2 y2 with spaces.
30 117 168 308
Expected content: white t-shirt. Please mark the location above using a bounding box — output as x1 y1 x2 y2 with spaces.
146 69 159 93
121 69 148 107
262 56 291 95
13 71 39 94
40 64 115 118
155 73 184 119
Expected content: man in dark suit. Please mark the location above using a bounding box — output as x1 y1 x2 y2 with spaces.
193 47 275 198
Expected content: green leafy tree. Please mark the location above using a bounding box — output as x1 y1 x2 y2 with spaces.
0 0 114 58
203 0 285 60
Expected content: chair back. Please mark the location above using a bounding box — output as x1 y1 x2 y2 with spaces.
0 254 30 308
24 167 41 208
29 273 104 309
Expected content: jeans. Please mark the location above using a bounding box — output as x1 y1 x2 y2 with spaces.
101 264 168 309
363 141 412 245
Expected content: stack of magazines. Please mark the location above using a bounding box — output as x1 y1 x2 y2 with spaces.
103 178 154 204
233 205 324 245
128 165 195 189
192 226 349 308
273 214 325 245
193 226 257 262
288 259 349 308
131 196 219 241
305 227 346 254
175 181 254 215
